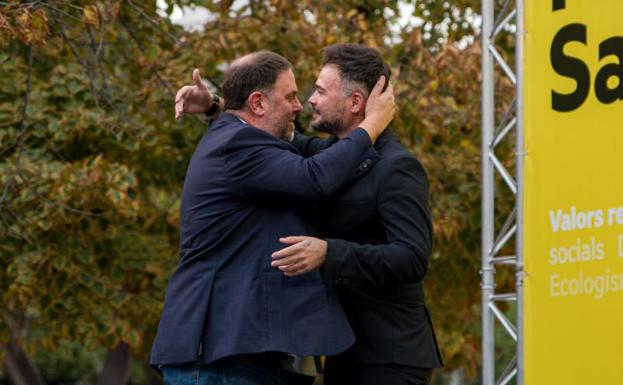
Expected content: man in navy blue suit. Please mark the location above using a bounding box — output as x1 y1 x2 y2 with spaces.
151 51 395 385
176 45 443 385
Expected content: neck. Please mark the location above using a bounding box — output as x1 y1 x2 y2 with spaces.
228 109 265 130
227 109 250 123
228 109 282 140
336 117 365 139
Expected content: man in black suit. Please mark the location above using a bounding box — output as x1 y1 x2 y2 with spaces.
175 45 442 385
272 44 443 385
153 50 395 385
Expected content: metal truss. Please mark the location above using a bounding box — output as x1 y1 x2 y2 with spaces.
481 1 524 385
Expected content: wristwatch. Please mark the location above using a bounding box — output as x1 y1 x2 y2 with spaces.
204 95 221 117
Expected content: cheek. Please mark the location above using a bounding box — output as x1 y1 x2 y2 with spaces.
324 100 340 117
310 91 321 104
280 104 292 117
315 96 330 111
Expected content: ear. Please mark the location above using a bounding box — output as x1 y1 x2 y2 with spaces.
247 91 266 117
349 91 366 114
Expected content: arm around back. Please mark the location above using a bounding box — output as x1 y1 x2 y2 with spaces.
223 125 373 204
290 132 337 157
322 155 433 285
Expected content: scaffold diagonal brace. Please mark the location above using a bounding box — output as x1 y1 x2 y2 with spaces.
488 152 518 194
489 302 518 341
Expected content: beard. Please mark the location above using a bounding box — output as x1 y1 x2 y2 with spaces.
276 122 293 141
266 114 292 141
311 116 346 136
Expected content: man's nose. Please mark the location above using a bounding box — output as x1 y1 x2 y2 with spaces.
293 97 303 113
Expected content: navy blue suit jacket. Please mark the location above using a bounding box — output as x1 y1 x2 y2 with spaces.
150 113 376 366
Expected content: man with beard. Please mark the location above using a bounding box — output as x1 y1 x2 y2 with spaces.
152 50 395 385
175 44 442 385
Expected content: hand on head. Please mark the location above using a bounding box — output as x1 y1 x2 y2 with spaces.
358 75 396 141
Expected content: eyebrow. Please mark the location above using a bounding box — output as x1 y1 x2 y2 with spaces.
314 84 325 91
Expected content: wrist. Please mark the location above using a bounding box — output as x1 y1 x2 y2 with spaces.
204 94 221 117
359 119 381 142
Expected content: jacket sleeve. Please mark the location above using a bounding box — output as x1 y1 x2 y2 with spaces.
321 156 433 285
290 132 337 157
223 127 372 203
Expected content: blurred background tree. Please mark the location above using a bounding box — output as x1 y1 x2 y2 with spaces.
0 1 515 384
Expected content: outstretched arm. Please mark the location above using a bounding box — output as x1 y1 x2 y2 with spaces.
174 68 224 120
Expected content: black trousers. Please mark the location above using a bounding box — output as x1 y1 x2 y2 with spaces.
324 358 432 385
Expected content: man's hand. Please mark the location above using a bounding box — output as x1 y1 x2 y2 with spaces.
174 68 213 120
271 236 327 276
358 75 395 142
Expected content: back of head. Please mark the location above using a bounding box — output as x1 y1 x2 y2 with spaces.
322 44 390 95
222 51 293 111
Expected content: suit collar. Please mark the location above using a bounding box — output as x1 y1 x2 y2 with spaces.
373 129 397 151
336 128 395 151
217 112 301 153
217 112 246 125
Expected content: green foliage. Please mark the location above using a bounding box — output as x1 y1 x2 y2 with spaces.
32 340 102 384
0 0 187 364
0 0 515 382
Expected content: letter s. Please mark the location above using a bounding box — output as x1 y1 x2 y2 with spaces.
551 24 590 112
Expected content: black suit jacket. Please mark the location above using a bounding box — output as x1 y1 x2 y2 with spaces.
293 130 443 368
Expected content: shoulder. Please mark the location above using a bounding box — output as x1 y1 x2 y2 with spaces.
214 117 289 153
377 141 428 180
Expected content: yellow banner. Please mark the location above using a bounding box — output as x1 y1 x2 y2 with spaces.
524 1 623 384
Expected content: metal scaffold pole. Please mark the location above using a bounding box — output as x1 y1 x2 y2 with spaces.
480 0 496 383
515 1 525 385
481 0 522 384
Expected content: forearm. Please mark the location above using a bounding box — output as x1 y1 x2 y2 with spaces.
226 127 373 202
322 239 429 285
291 132 336 157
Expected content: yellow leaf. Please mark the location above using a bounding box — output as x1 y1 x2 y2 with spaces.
0 12 15 37
429 79 439 91
356 15 368 31
345 9 359 20
83 5 100 29
15 10 30 28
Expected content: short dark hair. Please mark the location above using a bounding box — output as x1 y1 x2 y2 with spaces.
222 51 293 110
322 44 390 95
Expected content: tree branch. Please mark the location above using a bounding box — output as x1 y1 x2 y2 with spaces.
49 13 101 109
0 45 32 206
85 24 111 103
127 0 183 45
118 18 174 97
